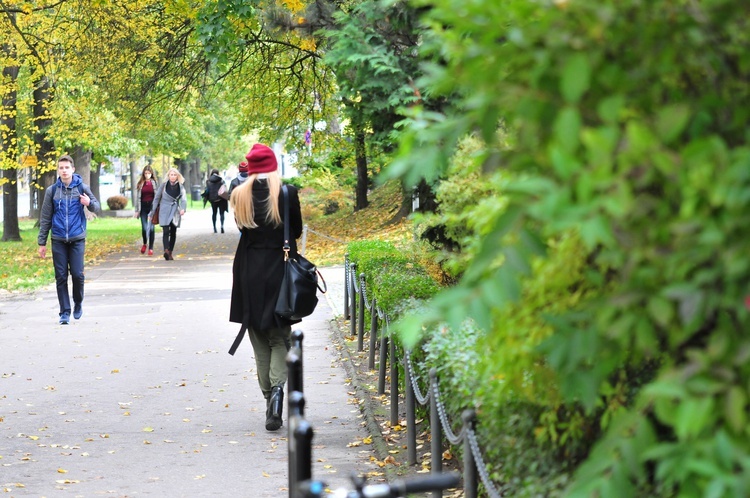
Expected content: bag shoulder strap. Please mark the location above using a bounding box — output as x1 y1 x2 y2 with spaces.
281 185 291 257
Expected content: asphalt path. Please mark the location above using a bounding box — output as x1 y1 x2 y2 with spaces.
0 206 371 496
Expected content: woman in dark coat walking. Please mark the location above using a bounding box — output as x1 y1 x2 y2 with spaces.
229 143 303 431
204 168 229 233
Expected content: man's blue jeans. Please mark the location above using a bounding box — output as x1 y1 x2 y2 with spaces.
51 239 85 315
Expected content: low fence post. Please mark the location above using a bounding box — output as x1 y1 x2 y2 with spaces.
288 330 304 394
368 299 378 370
344 255 350 320
357 275 366 351
349 263 357 339
390 338 399 426
462 410 478 498
378 333 388 395
294 411 314 485
288 391 306 497
430 368 443 498
406 357 417 465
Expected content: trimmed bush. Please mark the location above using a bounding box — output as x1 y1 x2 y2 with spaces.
106 195 128 210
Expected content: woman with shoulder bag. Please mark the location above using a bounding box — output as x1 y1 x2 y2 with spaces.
205 168 229 233
229 143 303 431
149 167 187 260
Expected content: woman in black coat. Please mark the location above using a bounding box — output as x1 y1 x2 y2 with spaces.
229 143 303 431
205 168 229 233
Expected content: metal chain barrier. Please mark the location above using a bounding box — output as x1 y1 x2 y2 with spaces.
306 225 348 244
360 274 372 312
431 377 464 446
467 429 502 498
404 350 430 405
345 261 503 497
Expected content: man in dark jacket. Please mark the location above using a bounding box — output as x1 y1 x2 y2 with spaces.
37 155 100 325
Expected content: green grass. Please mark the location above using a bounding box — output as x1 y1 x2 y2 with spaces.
0 217 141 293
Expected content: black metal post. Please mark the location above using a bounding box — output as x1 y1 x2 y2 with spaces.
368 299 378 370
462 410 478 498
288 330 304 394
294 415 314 485
344 255 350 320
378 334 388 395
288 391 306 498
349 264 357 339
430 368 443 498
390 338 399 426
357 276 366 351
406 358 417 465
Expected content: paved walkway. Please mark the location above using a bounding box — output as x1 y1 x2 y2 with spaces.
0 206 369 496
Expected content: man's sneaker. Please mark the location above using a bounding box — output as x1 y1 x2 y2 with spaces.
73 304 83 320
59 312 70 325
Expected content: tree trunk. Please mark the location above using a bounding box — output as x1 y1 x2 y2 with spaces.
129 155 138 207
32 74 55 221
353 118 369 211
388 181 414 225
1 41 21 242
71 147 95 218
71 146 92 183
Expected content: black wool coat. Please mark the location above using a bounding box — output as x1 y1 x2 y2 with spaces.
229 181 303 332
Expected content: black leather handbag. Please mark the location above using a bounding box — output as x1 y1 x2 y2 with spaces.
275 185 327 320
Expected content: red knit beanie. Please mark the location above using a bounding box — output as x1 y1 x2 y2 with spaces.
245 144 277 174
238 161 249 173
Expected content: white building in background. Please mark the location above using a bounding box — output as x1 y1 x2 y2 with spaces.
272 142 299 179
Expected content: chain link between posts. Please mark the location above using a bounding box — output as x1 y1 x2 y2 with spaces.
345 254 503 498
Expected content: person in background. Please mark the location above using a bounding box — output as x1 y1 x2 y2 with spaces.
205 168 228 233
134 165 158 256
150 167 187 261
228 161 249 199
37 154 101 325
229 144 303 432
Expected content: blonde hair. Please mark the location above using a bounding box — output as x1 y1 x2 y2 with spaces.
166 167 185 184
230 172 282 229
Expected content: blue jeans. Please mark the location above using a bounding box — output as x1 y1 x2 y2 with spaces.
51 239 85 315
139 201 155 248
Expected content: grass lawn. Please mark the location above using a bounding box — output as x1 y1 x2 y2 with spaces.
0 216 141 293
1 182 412 293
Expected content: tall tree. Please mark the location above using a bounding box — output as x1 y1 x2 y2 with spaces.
32 74 56 218
1 32 20 241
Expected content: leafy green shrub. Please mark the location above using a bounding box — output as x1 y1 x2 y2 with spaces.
106 195 128 210
389 0 750 495
413 134 510 279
